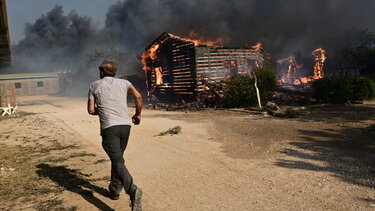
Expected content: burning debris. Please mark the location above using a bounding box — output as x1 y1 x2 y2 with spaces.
312 48 326 80
142 32 263 104
277 48 327 89
277 56 303 87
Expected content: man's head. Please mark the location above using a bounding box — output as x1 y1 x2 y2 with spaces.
99 60 118 78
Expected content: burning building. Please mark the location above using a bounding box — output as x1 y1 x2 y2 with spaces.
277 48 327 89
142 32 263 102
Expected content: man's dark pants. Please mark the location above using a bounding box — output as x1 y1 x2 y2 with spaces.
101 125 137 196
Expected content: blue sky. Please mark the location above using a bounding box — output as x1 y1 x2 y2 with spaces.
7 0 118 44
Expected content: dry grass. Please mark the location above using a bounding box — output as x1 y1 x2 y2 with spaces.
0 136 97 210
157 126 182 136
0 111 34 122
69 151 96 158
0 144 62 209
35 198 77 211
94 159 108 164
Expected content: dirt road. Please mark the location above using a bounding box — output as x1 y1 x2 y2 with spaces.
13 96 375 210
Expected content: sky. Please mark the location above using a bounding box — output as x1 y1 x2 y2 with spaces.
7 0 117 44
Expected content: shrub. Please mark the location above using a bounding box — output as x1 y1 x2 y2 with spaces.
312 77 332 103
224 66 276 108
256 65 277 101
351 76 375 100
312 76 375 103
157 126 182 136
328 77 353 104
224 76 257 107
312 76 353 104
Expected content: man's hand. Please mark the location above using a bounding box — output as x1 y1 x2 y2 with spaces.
132 115 141 125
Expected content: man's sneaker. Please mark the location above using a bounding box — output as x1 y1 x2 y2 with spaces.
130 187 143 211
109 193 120 200
108 186 120 200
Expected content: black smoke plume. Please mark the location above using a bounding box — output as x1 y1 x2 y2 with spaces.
13 6 97 72
12 0 375 76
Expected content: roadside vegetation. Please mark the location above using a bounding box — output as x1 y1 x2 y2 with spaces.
224 65 277 108
312 76 375 104
0 114 104 210
157 126 182 136
0 142 79 210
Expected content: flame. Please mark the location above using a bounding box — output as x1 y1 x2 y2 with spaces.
155 67 163 85
141 43 162 72
294 79 301 85
149 44 160 60
142 32 225 74
255 61 261 69
251 42 262 53
312 48 326 79
168 32 224 47
277 49 327 87
300 77 311 84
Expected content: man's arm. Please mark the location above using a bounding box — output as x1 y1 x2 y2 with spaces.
87 99 98 115
128 85 143 125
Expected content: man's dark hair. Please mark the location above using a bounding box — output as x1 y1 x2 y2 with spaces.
99 60 118 77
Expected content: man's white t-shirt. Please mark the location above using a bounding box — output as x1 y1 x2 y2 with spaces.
88 77 132 130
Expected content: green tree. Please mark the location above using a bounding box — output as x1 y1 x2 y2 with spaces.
256 64 277 101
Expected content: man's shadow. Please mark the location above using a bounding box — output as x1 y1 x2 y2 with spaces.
36 164 115 211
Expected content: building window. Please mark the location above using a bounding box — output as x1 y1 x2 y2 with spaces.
37 81 44 87
224 60 238 79
15 82 21 89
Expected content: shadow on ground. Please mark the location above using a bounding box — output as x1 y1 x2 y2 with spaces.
275 105 375 188
36 164 114 211
298 104 375 123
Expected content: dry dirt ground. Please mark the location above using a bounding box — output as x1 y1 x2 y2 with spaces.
1 95 374 210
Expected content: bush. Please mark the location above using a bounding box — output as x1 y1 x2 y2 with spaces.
312 76 375 103
256 65 277 100
223 65 276 108
224 76 257 107
313 76 353 104
351 76 375 100
224 65 277 108
157 126 182 136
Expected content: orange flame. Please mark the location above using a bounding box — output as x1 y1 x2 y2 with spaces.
278 48 327 87
155 67 163 85
312 48 326 79
149 44 160 60
168 32 224 47
142 32 225 74
251 42 262 53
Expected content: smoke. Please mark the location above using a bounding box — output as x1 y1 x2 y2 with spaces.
12 0 375 75
104 0 375 57
13 6 97 72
